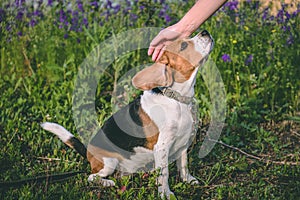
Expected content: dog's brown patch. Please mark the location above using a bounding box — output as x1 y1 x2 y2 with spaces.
87 144 124 173
158 40 203 83
138 107 159 150
132 38 205 90
159 51 196 82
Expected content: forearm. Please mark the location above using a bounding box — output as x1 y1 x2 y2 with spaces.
176 0 228 36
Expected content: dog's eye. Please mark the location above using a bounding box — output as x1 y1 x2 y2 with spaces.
180 42 188 51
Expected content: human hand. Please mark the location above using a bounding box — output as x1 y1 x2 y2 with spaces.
148 0 227 61
148 23 192 61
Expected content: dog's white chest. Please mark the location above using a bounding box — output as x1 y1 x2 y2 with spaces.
119 92 195 173
145 92 194 151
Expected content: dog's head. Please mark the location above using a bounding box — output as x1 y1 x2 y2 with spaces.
132 30 214 91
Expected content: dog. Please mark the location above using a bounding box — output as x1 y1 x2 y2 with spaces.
41 30 214 199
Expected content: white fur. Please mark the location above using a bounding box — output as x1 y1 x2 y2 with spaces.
41 122 74 142
138 65 198 199
176 149 199 184
135 36 211 198
87 175 115 187
172 67 199 97
119 147 154 174
192 36 212 57
88 157 118 187
100 157 119 176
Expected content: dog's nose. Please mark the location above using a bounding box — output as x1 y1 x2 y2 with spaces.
201 30 210 37
193 30 214 54
202 30 214 53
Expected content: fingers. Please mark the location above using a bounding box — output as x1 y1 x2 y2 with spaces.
150 45 166 61
148 31 167 61
147 46 155 57
148 27 182 61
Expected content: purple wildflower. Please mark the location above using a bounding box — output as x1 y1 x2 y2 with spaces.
105 0 113 9
262 8 269 21
90 1 98 9
223 0 239 11
130 13 138 21
47 0 53 6
165 15 171 24
123 7 131 15
125 0 131 7
140 5 145 11
113 4 121 14
33 10 43 18
59 9 68 29
83 17 88 27
77 1 84 12
158 9 165 18
222 54 231 62
292 10 298 18
276 9 284 24
29 19 37 27
281 25 290 32
285 12 291 22
245 54 253 65
16 10 24 21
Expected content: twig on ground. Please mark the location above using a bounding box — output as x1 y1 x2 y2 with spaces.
36 156 76 163
291 130 300 137
209 138 300 166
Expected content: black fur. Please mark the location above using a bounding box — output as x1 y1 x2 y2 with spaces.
180 41 188 51
68 137 87 158
90 97 147 158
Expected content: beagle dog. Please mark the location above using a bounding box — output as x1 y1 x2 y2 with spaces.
41 30 214 199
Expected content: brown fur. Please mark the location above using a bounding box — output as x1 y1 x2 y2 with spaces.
159 51 196 83
159 39 203 83
138 106 159 150
132 38 203 90
87 144 124 173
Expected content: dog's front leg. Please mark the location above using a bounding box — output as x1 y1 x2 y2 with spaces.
154 141 174 199
176 148 199 185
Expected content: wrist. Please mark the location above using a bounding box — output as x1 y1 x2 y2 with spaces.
172 20 197 37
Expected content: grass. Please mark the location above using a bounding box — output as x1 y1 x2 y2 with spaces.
0 0 300 199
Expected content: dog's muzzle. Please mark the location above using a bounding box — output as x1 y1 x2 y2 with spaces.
193 30 214 55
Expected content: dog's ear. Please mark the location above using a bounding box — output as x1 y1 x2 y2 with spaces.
132 62 173 91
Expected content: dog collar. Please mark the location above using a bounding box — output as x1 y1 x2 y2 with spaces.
151 87 200 135
151 87 193 105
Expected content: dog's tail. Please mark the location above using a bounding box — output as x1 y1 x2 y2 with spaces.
41 122 87 158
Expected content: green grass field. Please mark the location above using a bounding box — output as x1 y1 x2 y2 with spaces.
0 0 299 199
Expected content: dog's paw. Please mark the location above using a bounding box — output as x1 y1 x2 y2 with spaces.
87 174 115 187
184 174 199 185
158 186 176 200
88 174 98 182
100 178 115 187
